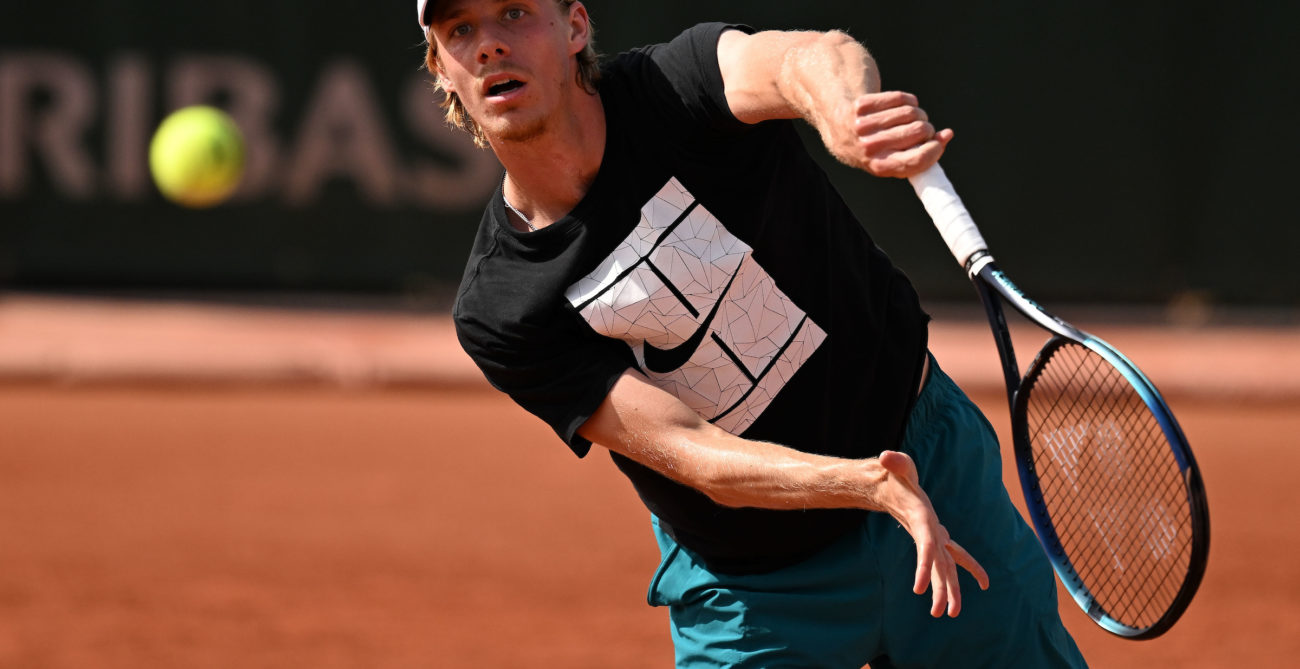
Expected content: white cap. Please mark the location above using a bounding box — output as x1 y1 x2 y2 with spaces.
417 0 432 31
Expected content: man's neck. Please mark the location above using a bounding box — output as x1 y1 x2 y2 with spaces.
492 90 606 230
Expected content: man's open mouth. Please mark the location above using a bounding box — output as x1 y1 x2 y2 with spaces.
488 80 525 96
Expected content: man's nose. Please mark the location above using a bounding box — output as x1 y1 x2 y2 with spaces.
477 31 509 63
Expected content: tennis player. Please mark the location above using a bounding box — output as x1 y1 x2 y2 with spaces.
420 1 1087 666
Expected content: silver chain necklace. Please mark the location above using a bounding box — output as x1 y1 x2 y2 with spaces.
502 175 536 232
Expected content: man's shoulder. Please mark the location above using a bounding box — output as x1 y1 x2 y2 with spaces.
600 23 750 77
597 23 754 137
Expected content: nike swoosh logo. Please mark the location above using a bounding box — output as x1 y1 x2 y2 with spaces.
642 261 743 374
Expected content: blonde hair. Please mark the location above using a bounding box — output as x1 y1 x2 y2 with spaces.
424 0 601 148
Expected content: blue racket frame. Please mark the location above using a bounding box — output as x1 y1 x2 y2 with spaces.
970 256 1211 639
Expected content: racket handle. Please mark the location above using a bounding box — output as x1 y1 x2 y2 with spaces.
908 164 988 270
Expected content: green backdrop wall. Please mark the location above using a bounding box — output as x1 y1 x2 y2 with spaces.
1 1 1295 307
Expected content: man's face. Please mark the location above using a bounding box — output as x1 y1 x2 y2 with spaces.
429 0 589 145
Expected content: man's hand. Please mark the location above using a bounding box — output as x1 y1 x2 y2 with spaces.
582 372 990 617
717 30 951 180
827 91 953 179
877 449 989 617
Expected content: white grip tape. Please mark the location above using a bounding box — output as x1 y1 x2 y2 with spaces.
908 165 988 268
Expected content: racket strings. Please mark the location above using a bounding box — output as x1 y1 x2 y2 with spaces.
1029 391 1187 625
1030 363 1189 626
1029 351 1190 626
1023 341 1192 630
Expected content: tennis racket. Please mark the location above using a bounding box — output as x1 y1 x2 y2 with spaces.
908 164 1210 639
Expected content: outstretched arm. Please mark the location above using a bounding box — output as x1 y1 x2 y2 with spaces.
579 370 989 618
716 29 951 178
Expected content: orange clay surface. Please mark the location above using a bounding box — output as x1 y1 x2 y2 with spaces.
0 296 1297 667
0 385 1297 668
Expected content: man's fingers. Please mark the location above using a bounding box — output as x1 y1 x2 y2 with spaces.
916 534 988 618
930 561 946 617
948 540 990 591
915 535 962 618
855 91 919 114
854 104 928 134
945 563 962 617
859 120 938 155
865 136 950 179
929 556 957 618
913 545 932 595
840 92 952 180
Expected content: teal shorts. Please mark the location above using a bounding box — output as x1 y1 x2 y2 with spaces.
647 356 1088 668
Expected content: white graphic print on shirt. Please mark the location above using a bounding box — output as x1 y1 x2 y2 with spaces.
565 178 827 434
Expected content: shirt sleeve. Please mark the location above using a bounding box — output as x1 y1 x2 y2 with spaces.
454 274 635 458
630 22 757 136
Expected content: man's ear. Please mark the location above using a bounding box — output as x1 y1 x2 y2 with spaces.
433 57 457 94
566 1 591 56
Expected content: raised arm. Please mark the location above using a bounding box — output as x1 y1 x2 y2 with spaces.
579 370 989 618
716 29 952 178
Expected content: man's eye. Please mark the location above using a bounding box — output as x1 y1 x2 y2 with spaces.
504 8 524 20
451 24 472 38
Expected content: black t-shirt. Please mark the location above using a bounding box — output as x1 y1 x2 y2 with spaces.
454 23 929 573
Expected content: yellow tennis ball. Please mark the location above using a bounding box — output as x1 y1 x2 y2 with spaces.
149 105 245 208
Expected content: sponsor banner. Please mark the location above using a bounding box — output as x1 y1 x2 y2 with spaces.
1 1 1295 305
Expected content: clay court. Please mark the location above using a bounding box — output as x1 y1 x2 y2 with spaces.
1 296 1297 667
